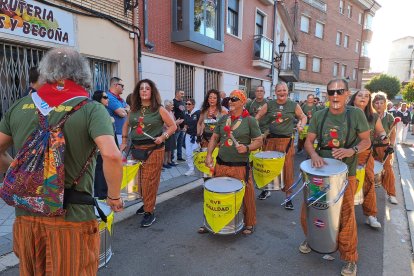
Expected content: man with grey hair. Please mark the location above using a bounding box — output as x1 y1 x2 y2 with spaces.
107 77 130 145
0 48 123 274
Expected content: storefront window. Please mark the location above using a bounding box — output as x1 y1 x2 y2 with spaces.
194 0 218 39
88 58 112 93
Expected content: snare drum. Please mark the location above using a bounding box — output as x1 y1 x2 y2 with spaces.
252 151 285 190
354 165 365 205
95 202 114 268
121 159 141 201
374 161 384 187
203 177 245 235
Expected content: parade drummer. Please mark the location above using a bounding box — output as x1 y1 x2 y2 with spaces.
198 90 263 235
300 78 371 276
371 92 398 205
120 79 177 227
297 94 320 153
348 90 388 228
246 85 268 133
255 82 307 209
197 89 228 147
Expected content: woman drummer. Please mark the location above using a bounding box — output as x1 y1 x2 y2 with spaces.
120 79 177 227
348 90 388 228
256 82 307 209
199 90 263 235
197 89 228 147
371 92 398 205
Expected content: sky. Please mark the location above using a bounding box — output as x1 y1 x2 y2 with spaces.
370 0 414 72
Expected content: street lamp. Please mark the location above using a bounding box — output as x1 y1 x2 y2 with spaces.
275 41 286 77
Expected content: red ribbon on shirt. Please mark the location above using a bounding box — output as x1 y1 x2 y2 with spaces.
37 80 89 107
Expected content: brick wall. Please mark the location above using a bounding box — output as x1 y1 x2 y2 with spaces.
140 0 276 80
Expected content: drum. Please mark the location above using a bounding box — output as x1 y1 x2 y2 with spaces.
300 158 349 254
121 159 141 201
203 177 245 235
95 202 114 268
201 148 212 178
253 151 285 190
354 165 365 205
374 161 384 187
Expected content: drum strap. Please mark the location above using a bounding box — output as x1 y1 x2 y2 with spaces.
63 188 108 223
318 108 353 149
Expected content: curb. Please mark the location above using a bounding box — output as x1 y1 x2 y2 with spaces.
0 178 204 273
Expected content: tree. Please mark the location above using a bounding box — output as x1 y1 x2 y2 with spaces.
365 74 401 100
402 81 414 102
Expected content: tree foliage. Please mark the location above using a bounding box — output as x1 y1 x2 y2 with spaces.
402 81 414 102
365 74 401 100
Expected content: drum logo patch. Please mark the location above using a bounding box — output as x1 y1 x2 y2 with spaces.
313 218 325 229
312 177 323 186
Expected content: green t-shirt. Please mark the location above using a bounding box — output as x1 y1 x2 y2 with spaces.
129 107 163 141
264 99 297 136
301 104 319 125
0 96 114 221
202 110 224 136
374 112 394 145
214 115 262 163
308 106 370 176
246 99 267 133
368 113 379 142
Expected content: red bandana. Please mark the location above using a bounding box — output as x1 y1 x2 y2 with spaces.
230 109 250 121
37 80 89 107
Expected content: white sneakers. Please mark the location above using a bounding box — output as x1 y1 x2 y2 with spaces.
388 196 398 205
184 170 195 176
341 262 357 276
298 240 311 254
366 216 381 228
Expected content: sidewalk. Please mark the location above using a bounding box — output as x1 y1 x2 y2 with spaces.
0 159 201 258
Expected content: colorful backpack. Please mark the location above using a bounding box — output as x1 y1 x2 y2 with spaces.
0 99 95 216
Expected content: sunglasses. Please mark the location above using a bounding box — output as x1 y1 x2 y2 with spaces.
102 96 108 99
117 83 125 88
327 89 346 96
229 96 241 102
186 103 193 105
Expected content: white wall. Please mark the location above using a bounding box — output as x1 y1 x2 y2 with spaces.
194 67 204 110
222 73 239 96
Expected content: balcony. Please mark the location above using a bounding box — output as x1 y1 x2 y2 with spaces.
252 35 273 69
358 56 370 70
302 0 327 13
259 0 274 5
278 52 300 82
362 28 373 43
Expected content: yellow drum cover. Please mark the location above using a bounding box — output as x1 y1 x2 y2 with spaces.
194 148 218 175
299 125 309 140
355 165 365 194
252 151 285 189
121 162 141 190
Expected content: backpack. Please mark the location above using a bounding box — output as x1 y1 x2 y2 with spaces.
0 99 96 216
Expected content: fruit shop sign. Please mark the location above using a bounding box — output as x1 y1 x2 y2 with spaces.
0 0 75 46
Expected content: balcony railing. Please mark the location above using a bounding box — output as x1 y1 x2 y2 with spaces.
279 52 300 82
253 35 273 63
302 0 327 12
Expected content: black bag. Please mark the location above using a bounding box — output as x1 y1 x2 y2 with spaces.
131 148 154 161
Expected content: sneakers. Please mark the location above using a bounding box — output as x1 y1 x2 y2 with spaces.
285 200 294 210
366 216 381 228
388 196 398 205
177 158 186 162
163 164 171 169
141 212 156 227
341 262 357 276
136 205 145 215
258 190 271 200
184 170 195 176
168 162 177 167
299 240 311 254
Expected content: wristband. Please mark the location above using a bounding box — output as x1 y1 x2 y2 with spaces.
107 196 121 200
163 132 169 139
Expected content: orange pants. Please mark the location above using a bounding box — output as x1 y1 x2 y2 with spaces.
137 146 165 213
374 146 395 196
264 137 295 196
301 176 358 262
214 163 257 226
13 216 99 276
358 150 377 217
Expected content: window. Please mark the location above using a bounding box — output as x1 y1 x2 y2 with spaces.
255 11 264 35
364 14 373 30
300 15 310 33
344 35 349 48
194 0 219 39
336 31 342 46
89 58 112 92
353 68 357 80
315 22 324 39
298 54 307 70
355 40 360 53
341 64 347 78
333 62 339 77
227 0 239 36
362 42 369 57
347 5 352 18
312 57 321 73
176 63 195 100
204 69 220 95
339 0 344 14
358 13 363 24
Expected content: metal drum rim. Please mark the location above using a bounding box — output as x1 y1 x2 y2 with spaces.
300 158 348 176
204 177 244 193
254 150 285 159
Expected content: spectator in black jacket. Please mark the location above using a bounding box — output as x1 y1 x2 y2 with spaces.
183 98 200 176
395 102 410 143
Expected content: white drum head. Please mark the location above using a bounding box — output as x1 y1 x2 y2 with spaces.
94 201 112 217
374 161 383 174
254 151 285 159
300 158 348 176
204 177 243 193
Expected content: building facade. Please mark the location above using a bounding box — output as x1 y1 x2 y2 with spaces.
139 0 298 108
0 0 139 118
387 36 414 83
284 0 380 101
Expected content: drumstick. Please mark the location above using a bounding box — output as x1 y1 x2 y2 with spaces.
387 117 401 137
136 127 156 140
229 133 240 147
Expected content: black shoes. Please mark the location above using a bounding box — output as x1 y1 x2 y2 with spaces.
136 205 145 215
141 212 156 227
285 200 294 210
258 190 271 200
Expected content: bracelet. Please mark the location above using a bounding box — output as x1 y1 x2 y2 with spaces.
163 132 169 139
245 145 250 153
107 196 121 200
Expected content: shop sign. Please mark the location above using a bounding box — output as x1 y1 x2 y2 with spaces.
0 0 75 46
